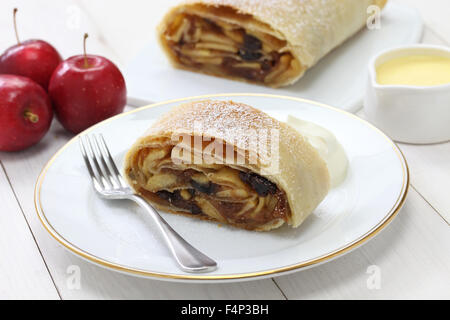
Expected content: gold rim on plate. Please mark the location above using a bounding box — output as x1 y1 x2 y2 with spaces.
34 93 409 281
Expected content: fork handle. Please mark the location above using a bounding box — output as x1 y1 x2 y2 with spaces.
129 194 217 273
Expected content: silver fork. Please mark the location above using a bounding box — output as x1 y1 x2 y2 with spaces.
79 134 217 273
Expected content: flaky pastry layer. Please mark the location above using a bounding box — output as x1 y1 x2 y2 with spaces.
157 0 387 87
124 100 330 231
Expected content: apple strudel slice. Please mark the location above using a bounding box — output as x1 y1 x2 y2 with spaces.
124 100 330 231
157 0 387 87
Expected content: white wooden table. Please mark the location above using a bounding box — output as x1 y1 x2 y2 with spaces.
0 0 449 300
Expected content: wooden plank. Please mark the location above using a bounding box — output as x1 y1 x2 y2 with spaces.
0 162 60 299
273 26 450 299
0 0 286 300
273 188 450 299
398 143 450 223
358 28 450 223
1 116 285 299
1 0 448 300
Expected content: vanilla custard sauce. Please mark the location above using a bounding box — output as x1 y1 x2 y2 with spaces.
376 54 450 86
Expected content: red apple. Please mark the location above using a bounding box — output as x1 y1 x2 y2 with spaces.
0 75 53 151
0 9 62 90
48 34 126 134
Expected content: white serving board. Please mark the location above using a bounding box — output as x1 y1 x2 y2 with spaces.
125 2 423 112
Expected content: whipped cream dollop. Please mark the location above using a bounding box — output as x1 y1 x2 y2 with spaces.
286 115 348 188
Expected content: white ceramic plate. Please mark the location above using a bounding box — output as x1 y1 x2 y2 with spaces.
35 94 409 283
125 2 423 112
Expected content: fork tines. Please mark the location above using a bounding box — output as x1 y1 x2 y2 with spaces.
79 134 126 191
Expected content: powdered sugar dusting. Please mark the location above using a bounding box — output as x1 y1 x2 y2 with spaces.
151 100 279 152
131 98 331 228
146 99 310 172
182 0 379 67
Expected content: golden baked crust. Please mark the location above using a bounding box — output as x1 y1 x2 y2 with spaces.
157 0 388 87
124 100 330 231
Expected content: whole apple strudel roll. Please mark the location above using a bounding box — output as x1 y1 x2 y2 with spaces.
124 100 330 231
157 0 387 87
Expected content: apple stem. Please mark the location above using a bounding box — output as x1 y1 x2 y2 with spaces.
24 110 39 123
13 8 20 45
83 33 89 68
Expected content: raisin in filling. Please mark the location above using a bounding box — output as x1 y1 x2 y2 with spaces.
130 147 291 230
164 14 294 84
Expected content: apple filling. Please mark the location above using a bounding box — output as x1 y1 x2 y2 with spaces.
126 146 290 230
161 7 301 85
